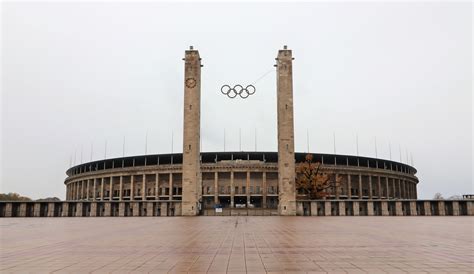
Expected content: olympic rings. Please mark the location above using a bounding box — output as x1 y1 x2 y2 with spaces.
220 84 257 99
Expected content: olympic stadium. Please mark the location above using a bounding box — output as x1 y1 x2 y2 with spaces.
3 46 472 218
62 45 419 216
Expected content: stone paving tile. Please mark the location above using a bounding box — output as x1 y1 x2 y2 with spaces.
0 217 473 273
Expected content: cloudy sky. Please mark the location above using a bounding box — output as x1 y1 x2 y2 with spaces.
1 2 472 199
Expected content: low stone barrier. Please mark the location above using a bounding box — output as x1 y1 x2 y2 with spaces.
0 200 472 217
296 200 474 216
0 201 182 217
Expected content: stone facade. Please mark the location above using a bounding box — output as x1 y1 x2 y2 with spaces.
276 46 297 216
181 47 202 216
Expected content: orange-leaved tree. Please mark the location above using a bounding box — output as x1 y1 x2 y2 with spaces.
295 154 342 199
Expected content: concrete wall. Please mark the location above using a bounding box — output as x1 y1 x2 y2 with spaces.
2 200 472 217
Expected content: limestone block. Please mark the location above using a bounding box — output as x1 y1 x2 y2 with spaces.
410 201 417 216
310 202 317 216
296 202 304 216
104 202 111 217
19 203 27 217
5 203 12 217
90 203 97 217
381 201 389 216
75 202 83 217
324 201 331 216
119 203 125 217
438 201 446 216
452 201 459 216
146 202 154 217
338 202 345 216
367 202 374 216
353 201 360 216
174 203 182 216
133 202 140 217
395 201 403 216
61 203 69 217
33 203 41 217
160 203 167 216
423 201 431 216
47 203 55 217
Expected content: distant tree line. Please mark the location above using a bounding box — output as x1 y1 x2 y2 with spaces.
0 193 60 202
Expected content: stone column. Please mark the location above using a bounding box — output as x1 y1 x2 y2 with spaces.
47 203 55 217
230 171 235 208
81 181 85 200
214 172 219 204
423 201 432 216
142 174 146 200
181 46 202 216
119 203 125 217
377 176 382 198
310 202 317 216
147 202 154 217
33 203 41 217
109 177 113 200
104 202 111 217
93 179 97 201
155 173 159 200
276 46 296 216
296 202 303 216
324 201 331 216
381 201 389 216
367 201 374 216
397 179 402 199
119 176 123 200
385 177 389 199
347 174 351 199
61 202 69 217
100 178 104 201
90 203 97 217
169 173 173 200
353 201 360 216
130 175 134 200
395 201 403 216
4 203 12 217
246 171 251 206
133 202 140 216
262 172 267 209
19 203 27 217
368 176 373 199
338 202 345 216
76 202 83 217
438 201 446 216
452 201 460 216
86 180 90 200
358 174 363 199
160 203 167 216
409 201 417 216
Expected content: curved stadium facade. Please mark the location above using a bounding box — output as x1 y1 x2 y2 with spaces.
64 152 419 209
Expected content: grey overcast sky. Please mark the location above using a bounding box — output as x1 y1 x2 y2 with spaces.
1 1 472 200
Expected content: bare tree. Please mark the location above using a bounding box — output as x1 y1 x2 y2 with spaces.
433 192 444 200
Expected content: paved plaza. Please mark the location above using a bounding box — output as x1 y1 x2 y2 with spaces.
0 217 473 273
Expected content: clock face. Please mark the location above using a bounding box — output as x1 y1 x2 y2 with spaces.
185 78 196 88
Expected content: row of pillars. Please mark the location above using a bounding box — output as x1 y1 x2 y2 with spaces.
66 173 179 201
1 202 181 217
66 172 418 201
296 200 473 216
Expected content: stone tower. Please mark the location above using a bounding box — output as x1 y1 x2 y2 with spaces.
276 46 296 216
182 46 202 216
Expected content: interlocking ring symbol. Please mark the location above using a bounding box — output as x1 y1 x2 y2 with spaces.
220 84 256 99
